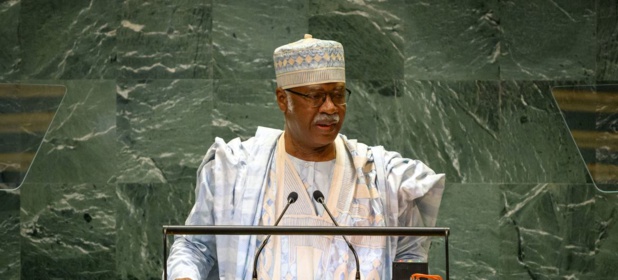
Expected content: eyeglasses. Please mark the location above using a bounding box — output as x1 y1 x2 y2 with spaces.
285 88 352 107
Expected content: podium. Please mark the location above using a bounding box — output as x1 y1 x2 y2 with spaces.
163 226 450 280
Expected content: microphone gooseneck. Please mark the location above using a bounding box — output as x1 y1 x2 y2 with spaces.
312 190 361 280
252 192 298 280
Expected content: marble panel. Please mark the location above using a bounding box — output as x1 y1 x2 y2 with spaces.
18 0 119 79
342 80 448 176
498 183 618 279
499 0 596 80
115 183 195 280
0 190 20 279
428 81 501 183
20 183 117 279
597 0 618 81
118 0 212 79
340 80 403 145
0 0 20 81
428 183 501 279
115 79 213 183
308 0 405 80
23 80 117 184
342 80 501 183
212 0 308 79
499 81 591 184
592 190 618 278
212 79 283 142
403 0 501 80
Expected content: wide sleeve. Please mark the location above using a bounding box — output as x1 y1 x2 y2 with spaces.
383 150 445 261
166 159 218 280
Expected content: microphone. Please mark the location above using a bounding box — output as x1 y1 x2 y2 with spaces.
252 192 299 280
312 191 361 280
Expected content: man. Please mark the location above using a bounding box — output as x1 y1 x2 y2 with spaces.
167 34 445 280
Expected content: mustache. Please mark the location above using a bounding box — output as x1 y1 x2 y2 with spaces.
313 113 339 125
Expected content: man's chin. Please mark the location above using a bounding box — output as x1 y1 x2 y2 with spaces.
312 132 339 146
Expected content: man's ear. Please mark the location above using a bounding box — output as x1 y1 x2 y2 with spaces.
276 87 287 112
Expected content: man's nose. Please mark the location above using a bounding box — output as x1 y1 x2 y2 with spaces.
319 94 338 113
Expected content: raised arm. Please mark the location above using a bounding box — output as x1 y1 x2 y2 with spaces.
383 151 445 261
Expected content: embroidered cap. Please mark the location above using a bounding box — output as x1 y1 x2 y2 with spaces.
273 34 345 89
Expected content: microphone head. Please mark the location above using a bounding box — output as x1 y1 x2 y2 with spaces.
312 190 325 203
287 192 299 203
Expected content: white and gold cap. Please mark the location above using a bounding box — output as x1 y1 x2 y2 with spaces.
273 34 345 89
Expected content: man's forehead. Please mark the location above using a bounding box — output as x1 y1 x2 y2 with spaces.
302 82 346 91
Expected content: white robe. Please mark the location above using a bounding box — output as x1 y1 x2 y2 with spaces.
167 127 445 280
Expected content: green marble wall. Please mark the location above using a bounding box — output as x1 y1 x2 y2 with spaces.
1 0 617 279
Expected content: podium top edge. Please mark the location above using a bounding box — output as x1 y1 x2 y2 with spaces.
162 225 450 237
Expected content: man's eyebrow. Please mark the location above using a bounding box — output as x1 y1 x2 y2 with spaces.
303 85 344 92
306 88 329 93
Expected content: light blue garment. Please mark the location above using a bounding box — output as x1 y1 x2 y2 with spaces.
286 154 335 216
167 127 445 280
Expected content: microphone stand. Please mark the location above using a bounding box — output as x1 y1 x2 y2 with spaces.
252 192 298 280
313 191 361 280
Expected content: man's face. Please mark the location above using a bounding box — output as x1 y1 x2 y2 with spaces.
277 82 347 149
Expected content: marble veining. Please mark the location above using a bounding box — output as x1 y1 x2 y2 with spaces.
117 0 212 79
18 0 118 79
0 190 20 279
0 0 21 81
20 183 117 279
114 79 213 183
0 0 616 279
404 0 501 80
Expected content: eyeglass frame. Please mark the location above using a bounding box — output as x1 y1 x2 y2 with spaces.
284 87 352 107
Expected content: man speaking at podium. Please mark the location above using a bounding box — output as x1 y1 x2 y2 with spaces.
167 34 445 280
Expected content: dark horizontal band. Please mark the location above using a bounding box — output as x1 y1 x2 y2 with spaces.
163 225 449 237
